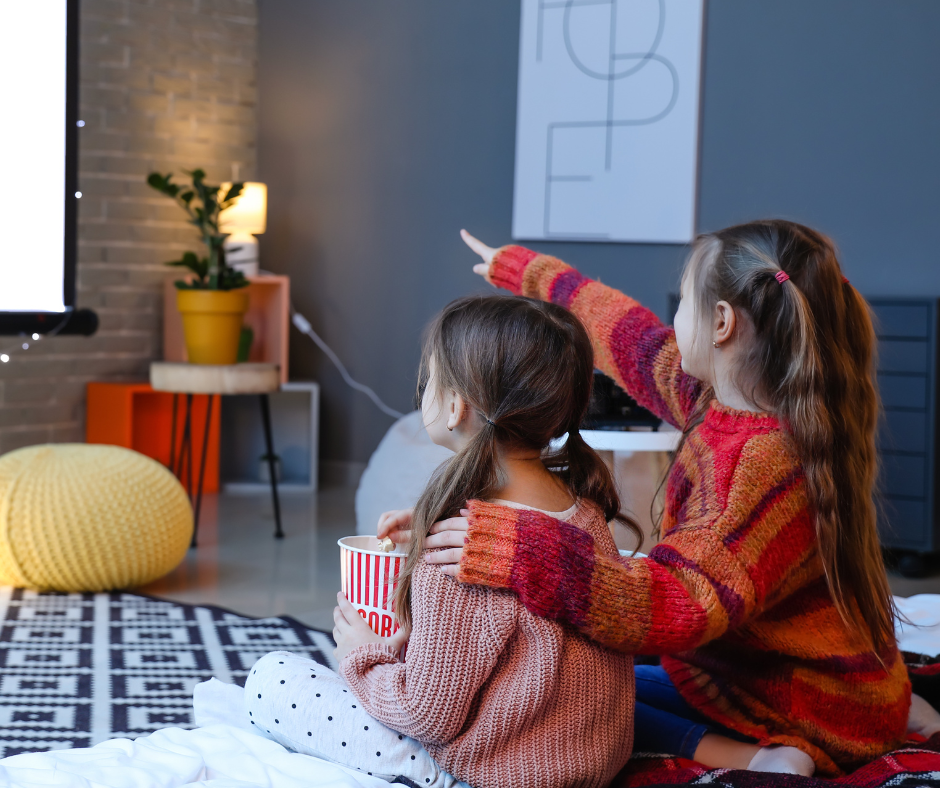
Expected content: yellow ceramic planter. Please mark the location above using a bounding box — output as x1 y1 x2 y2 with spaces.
176 288 250 365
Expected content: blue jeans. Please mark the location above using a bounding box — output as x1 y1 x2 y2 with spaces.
633 664 755 759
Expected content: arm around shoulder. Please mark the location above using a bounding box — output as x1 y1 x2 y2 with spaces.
459 445 813 654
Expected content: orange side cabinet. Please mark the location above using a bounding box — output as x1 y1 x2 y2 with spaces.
86 382 221 493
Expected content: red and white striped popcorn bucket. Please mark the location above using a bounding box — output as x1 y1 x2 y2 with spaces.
337 536 405 636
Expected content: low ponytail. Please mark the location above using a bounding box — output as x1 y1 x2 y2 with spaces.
778 274 894 653
546 429 643 543
394 424 502 632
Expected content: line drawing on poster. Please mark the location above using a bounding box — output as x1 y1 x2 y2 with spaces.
512 0 704 244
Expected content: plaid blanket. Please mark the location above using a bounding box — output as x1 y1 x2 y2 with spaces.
617 653 940 787
618 737 940 787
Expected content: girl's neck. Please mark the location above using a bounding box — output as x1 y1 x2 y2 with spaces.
710 349 769 413
712 380 765 413
491 447 575 513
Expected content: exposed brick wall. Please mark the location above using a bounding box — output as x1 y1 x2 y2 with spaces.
0 0 257 453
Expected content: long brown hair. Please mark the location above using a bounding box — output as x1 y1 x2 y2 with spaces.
394 295 641 631
683 219 895 653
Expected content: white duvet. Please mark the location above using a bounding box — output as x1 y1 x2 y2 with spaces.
0 680 388 788
0 725 388 788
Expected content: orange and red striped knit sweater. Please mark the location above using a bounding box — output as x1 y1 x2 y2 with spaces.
458 245 910 777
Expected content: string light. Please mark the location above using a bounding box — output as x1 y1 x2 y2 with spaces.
0 312 73 366
0 332 44 366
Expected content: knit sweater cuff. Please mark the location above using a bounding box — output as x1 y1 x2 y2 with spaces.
339 642 400 681
490 245 538 295
457 500 519 589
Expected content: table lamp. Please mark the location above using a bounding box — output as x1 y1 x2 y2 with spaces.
220 181 267 277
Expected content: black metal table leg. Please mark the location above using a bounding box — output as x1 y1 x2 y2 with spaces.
259 393 284 539
186 397 193 505
176 394 192 480
169 393 178 472
176 393 196 546
192 394 214 548
186 395 194 508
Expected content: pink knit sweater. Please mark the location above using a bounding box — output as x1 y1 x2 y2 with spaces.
340 500 635 788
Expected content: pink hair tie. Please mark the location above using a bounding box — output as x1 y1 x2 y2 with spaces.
842 275 850 285
775 270 790 284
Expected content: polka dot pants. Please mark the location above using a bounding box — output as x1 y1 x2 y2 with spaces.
244 651 471 788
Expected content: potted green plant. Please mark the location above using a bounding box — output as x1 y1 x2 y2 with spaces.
147 169 250 365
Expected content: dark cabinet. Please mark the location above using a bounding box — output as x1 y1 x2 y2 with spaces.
869 298 939 554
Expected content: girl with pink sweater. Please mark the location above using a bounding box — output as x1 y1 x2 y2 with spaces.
245 295 635 788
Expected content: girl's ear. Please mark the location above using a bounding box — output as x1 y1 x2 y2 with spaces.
445 391 469 432
714 300 737 346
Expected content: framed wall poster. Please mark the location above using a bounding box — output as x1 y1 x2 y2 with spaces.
512 0 705 244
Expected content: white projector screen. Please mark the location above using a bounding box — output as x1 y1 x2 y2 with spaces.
0 1 76 313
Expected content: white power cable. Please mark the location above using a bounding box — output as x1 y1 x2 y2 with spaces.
291 309 405 420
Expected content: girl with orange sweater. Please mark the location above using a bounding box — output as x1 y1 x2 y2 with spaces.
383 221 913 777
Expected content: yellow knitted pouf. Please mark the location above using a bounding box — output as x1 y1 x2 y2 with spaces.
0 444 193 592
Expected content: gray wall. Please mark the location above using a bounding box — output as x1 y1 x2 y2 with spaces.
257 0 940 469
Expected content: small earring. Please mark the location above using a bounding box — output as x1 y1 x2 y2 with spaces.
712 340 719 348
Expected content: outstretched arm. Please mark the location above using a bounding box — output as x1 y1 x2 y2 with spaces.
455 435 813 654
462 231 703 428
339 561 515 745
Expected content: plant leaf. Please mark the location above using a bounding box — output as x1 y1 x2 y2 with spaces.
165 251 209 284
219 266 249 290
222 183 244 204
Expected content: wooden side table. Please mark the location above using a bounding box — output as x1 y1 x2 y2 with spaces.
150 361 283 545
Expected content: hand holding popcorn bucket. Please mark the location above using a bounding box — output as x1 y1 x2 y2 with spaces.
338 536 405 636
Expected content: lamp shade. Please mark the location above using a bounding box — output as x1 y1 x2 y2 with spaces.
220 181 267 235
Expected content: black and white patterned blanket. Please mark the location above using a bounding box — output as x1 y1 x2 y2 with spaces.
0 588 335 757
